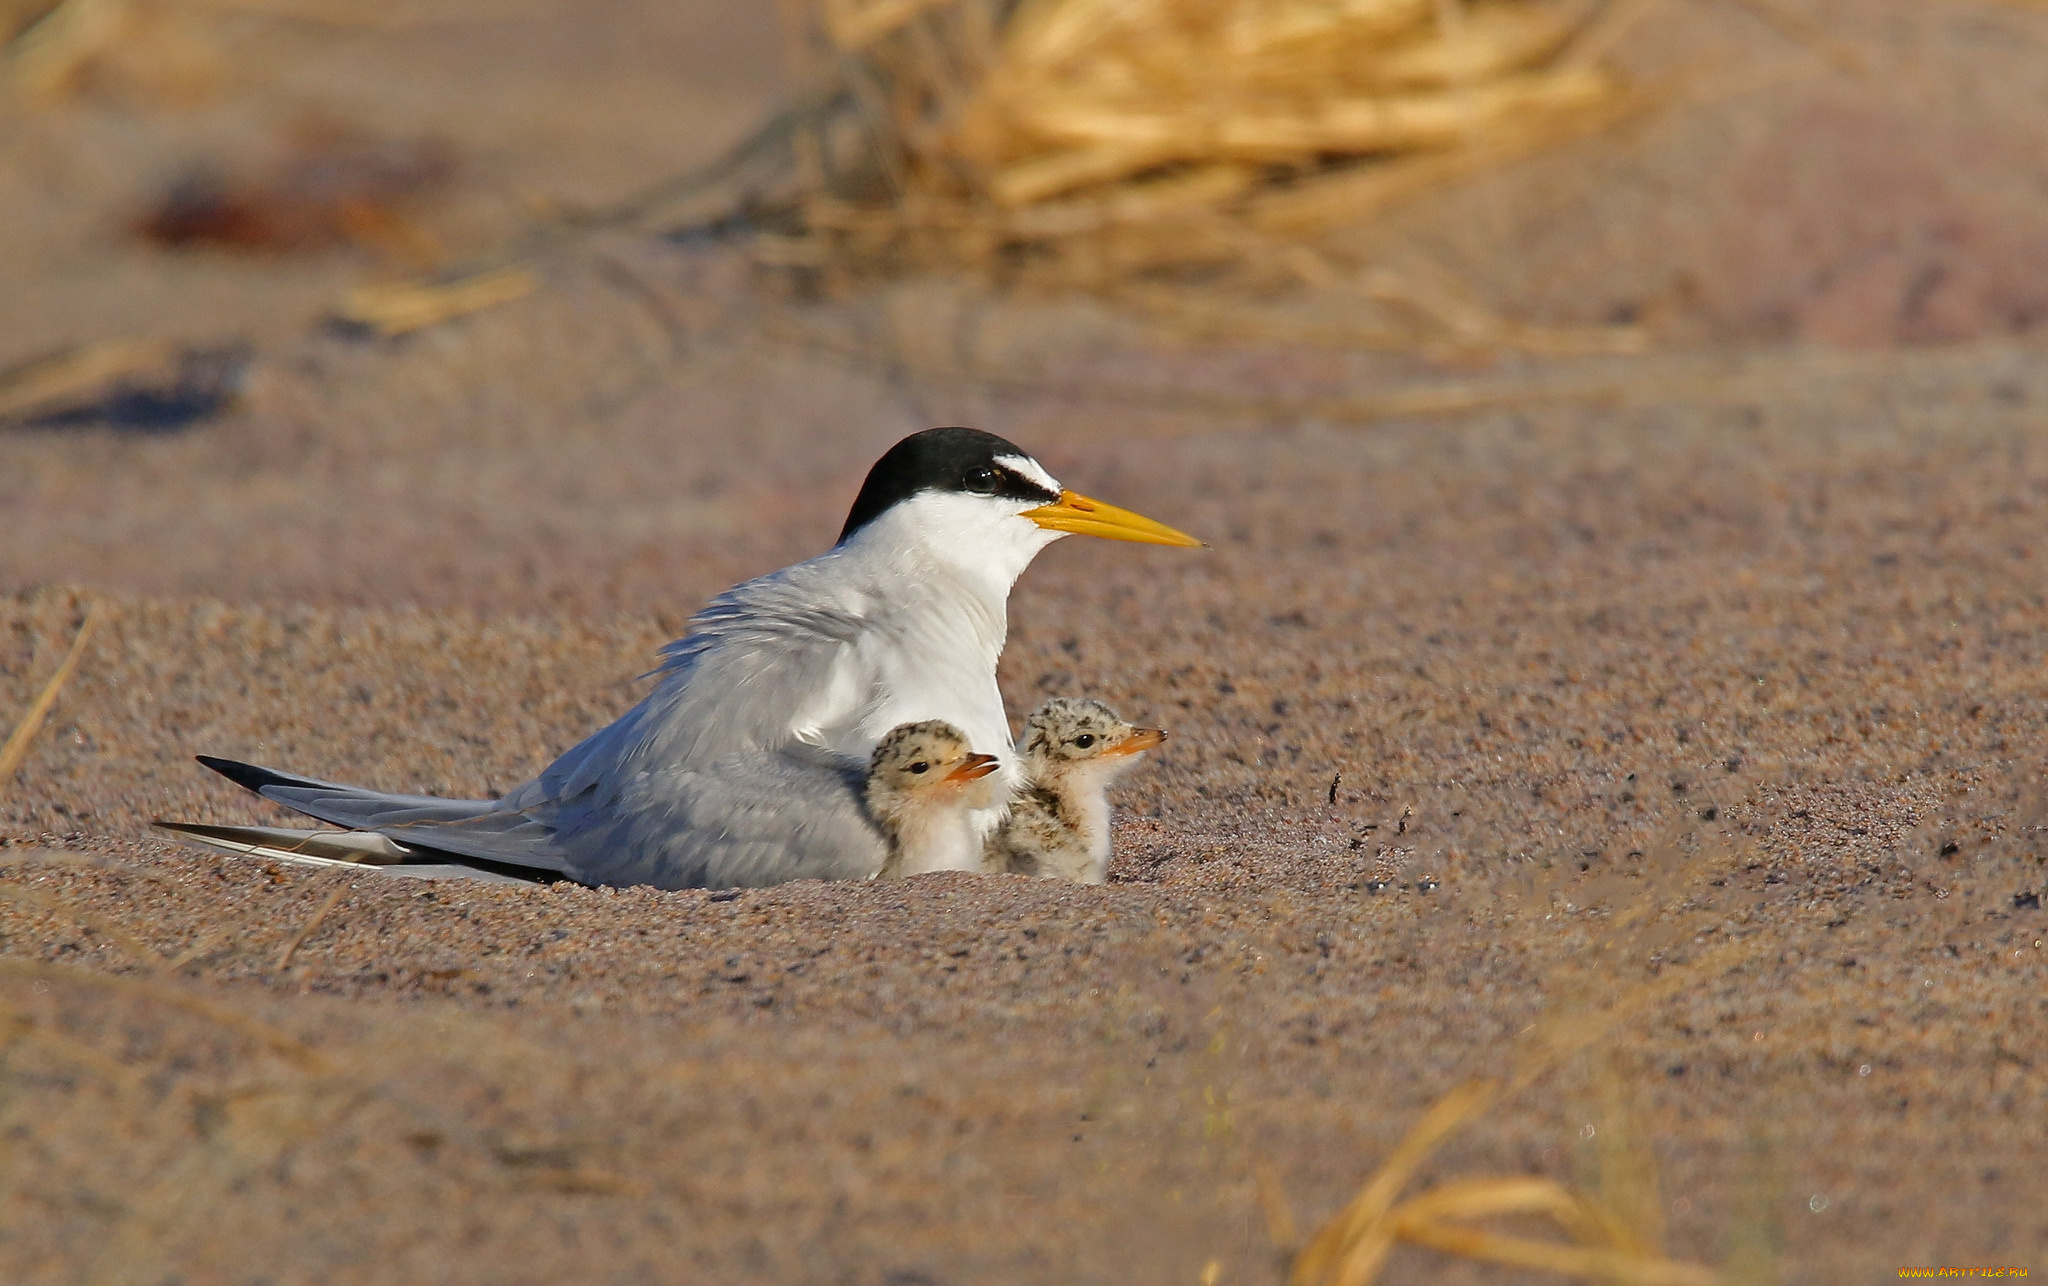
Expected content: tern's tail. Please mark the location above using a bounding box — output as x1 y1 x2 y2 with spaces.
152 821 538 884
186 755 570 879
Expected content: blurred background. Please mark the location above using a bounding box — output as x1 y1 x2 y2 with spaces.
3 0 2048 610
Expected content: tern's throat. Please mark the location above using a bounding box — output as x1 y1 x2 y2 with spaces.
844 489 1064 614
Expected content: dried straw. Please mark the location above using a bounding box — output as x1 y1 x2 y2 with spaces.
0 341 176 420
1286 780 1762 1286
273 881 348 971
0 602 104 786
1287 1006 1733 1285
335 265 537 337
763 0 1645 317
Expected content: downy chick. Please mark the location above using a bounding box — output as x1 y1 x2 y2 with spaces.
987 698 1164 883
867 721 1004 880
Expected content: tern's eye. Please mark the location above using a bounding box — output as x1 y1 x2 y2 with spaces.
964 466 1000 495
908 761 929 774
1073 733 1095 749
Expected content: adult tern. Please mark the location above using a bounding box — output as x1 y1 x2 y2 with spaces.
165 719 1001 886
186 428 1200 889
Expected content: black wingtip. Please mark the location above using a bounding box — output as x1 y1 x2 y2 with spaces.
195 754 303 796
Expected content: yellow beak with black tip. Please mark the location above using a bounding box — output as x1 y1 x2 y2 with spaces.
1023 490 1204 548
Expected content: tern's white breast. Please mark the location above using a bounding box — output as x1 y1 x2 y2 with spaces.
794 573 1015 764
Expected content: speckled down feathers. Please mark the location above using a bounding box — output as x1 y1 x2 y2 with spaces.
988 699 1157 883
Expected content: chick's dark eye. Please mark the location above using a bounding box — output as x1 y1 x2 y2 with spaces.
1073 734 1095 749
964 466 1000 495
908 761 929 774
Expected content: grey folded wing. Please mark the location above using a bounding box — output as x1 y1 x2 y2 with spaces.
510 572 868 810
543 744 889 890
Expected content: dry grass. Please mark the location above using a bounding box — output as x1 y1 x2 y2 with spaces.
738 0 1665 353
270 879 348 971
778 0 1640 270
1288 779 1772 1286
335 265 539 336
0 601 102 786
1287 1014 1729 1284
0 344 178 421
1308 745 2048 1284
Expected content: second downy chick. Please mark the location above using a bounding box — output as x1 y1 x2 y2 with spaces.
867 720 1004 880
987 698 1164 884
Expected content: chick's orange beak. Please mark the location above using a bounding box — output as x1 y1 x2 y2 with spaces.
1023 490 1204 548
945 753 1002 784
1108 728 1167 756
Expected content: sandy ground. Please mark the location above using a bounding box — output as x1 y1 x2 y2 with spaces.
4 1 2048 1283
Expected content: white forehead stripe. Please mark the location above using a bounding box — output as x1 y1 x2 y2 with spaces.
997 453 1062 496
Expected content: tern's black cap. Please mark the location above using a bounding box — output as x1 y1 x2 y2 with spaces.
838 427 1061 543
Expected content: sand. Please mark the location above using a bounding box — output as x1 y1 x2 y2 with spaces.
4 1 2048 1282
